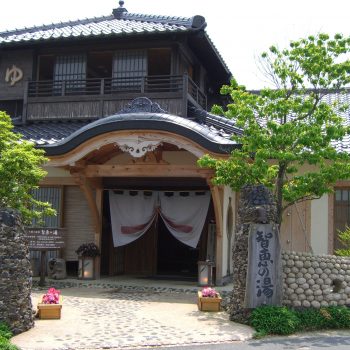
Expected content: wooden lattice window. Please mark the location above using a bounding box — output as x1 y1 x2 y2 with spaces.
31 187 63 228
54 54 86 91
112 50 146 90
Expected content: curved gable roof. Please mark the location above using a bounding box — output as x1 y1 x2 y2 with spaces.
35 112 238 156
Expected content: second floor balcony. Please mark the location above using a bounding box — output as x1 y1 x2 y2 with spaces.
25 74 207 121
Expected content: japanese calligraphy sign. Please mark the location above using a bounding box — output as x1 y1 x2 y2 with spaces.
26 228 65 251
245 224 282 308
5 65 23 86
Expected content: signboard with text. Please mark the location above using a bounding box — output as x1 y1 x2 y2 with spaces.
245 223 282 308
26 228 65 251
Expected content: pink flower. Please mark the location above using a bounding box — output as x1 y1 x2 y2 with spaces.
201 287 218 298
42 287 61 304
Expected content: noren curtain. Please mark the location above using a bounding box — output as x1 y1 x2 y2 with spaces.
109 190 210 248
109 191 157 247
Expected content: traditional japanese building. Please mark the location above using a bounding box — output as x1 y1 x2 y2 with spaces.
0 1 240 284
0 2 344 284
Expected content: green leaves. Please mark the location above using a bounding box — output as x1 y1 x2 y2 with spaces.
250 305 350 337
0 111 54 224
335 226 350 256
199 33 350 224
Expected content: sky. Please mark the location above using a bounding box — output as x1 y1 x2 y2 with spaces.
0 0 349 89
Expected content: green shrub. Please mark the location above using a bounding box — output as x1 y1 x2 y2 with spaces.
0 324 18 350
250 306 300 335
252 330 268 339
250 305 350 337
0 343 20 350
322 306 350 328
0 323 12 340
0 337 19 350
297 308 329 331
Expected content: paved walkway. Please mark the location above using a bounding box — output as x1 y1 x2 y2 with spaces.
11 286 253 350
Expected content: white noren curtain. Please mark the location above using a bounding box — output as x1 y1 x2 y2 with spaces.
109 190 157 247
159 191 211 248
109 190 210 248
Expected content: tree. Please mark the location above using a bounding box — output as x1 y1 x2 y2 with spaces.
335 226 350 256
0 111 54 224
199 33 350 225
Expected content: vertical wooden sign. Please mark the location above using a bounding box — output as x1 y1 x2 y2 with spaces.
245 224 282 308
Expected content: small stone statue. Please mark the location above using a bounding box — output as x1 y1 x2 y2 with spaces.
48 258 67 280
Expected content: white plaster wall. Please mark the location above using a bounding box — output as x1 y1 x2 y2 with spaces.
44 166 72 177
221 186 235 278
162 151 197 165
310 195 329 254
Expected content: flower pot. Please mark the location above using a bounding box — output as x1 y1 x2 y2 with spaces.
197 291 222 311
37 295 63 319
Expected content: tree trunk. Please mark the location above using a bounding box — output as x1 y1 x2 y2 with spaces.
276 164 286 226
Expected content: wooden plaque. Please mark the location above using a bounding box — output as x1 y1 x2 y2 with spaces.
26 228 65 251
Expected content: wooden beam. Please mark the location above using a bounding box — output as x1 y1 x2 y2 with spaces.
71 173 102 236
84 164 214 178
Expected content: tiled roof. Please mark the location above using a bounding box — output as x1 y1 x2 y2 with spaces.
228 89 350 153
13 113 238 156
188 106 242 139
15 89 350 153
14 120 92 145
0 12 201 45
0 6 231 79
323 91 350 153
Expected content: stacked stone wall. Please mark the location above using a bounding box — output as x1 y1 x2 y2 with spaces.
282 251 350 308
230 185 277 322
0 209 34 334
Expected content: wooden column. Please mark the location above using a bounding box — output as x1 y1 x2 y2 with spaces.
94 185 103 279
208 180 224 285
71 170 103 279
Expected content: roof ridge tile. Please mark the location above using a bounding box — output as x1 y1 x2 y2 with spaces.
0 10 195 38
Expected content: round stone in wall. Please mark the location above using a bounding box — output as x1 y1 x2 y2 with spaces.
311 300 320 308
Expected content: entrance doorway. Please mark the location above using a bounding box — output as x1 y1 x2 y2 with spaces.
100 180 214 280
157 218 198 279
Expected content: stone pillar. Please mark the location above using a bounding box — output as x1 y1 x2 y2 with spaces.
0 209 34 334
229 185 279 323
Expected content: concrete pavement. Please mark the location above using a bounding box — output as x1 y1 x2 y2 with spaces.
11 287 253 350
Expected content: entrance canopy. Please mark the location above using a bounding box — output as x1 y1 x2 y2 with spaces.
109 190 211 248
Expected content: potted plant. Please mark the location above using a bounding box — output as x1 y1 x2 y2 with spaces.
76 242 100 280
197 287 222 311
37 287 62 319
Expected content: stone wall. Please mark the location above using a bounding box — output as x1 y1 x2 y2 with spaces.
0 209 34 334
282 251 350 308
230 185 278 323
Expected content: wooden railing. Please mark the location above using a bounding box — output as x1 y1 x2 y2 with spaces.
188 76 207 110
27 75 207 109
